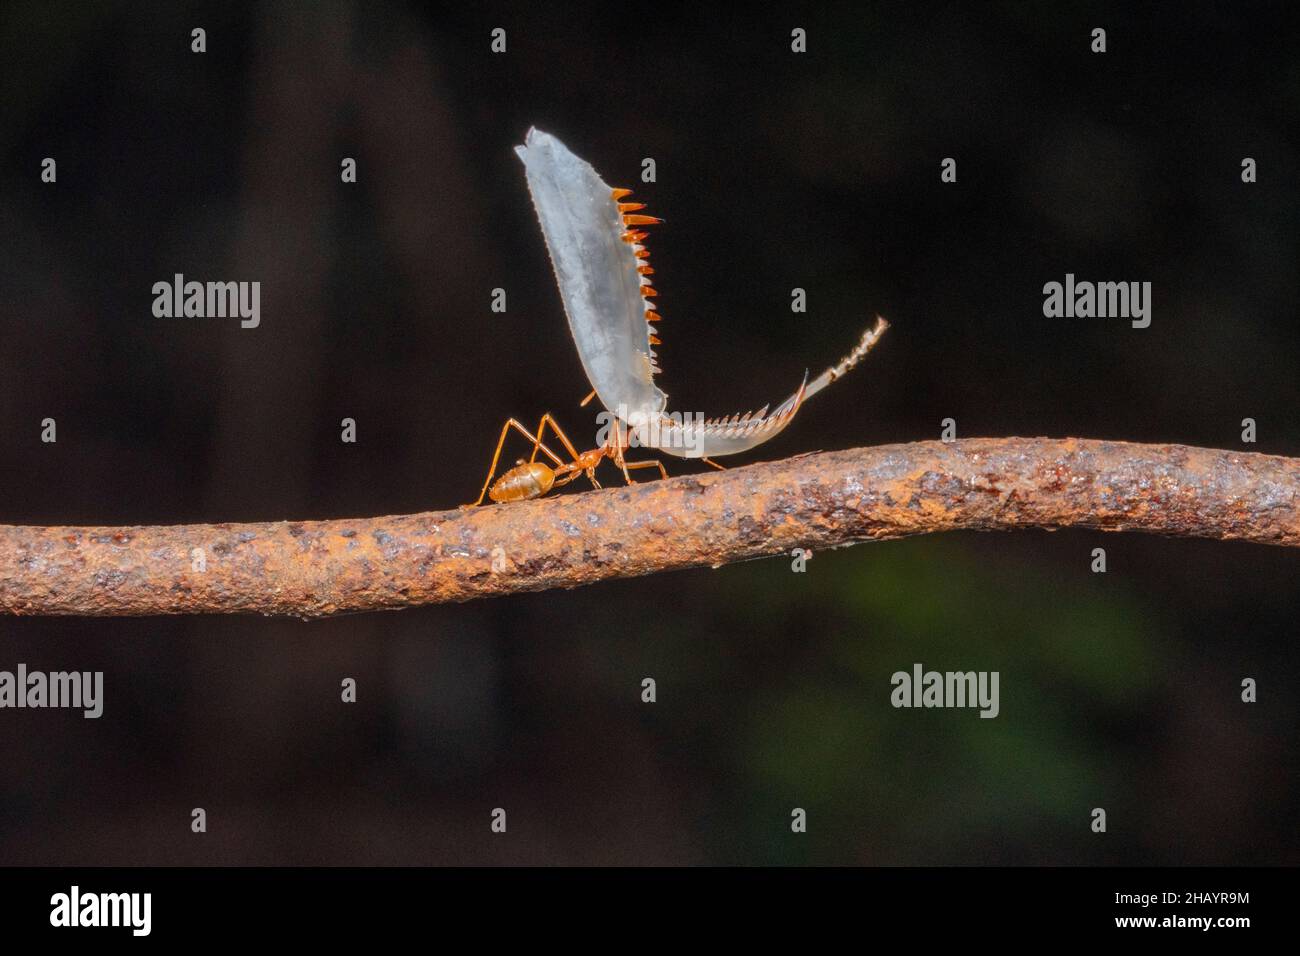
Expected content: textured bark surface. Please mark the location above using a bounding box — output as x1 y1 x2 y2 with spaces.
1 438 1296 619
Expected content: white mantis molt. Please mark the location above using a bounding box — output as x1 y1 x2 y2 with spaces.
514 126 887 460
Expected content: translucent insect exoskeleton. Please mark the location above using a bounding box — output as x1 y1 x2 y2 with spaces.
467 127 888 506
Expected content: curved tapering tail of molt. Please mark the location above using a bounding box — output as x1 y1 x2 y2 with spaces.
645 316 888 459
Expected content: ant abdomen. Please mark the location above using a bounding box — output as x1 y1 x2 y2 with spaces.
488 460 556 503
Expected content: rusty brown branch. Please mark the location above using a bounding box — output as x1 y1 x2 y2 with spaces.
1 438 1297 618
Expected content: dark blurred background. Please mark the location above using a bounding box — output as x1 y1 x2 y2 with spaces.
0 1 1296 864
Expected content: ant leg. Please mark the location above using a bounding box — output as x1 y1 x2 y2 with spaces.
606 422 667 486
623 459 669 482
526 413 612 492
527 413 584 465
608 420 654 484
609 419 633 484
701 457 726 471
466 418 567 507
579 389 597 407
